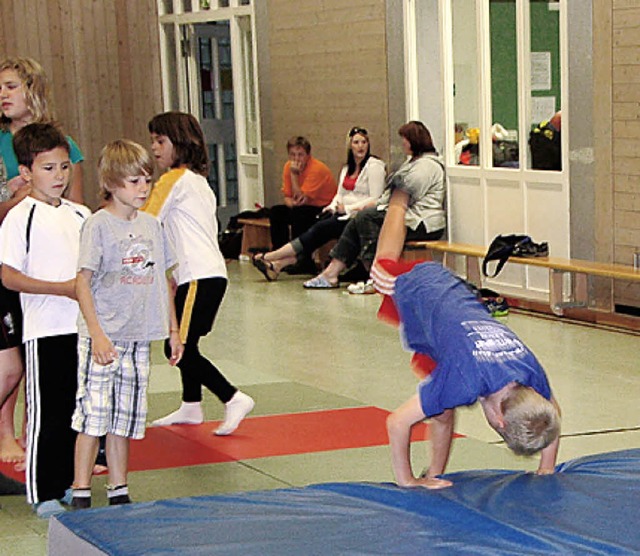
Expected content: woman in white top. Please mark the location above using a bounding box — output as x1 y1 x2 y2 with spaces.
253 127 385 281
303 121 446 290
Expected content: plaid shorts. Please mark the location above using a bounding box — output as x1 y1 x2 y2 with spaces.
72 337 150 439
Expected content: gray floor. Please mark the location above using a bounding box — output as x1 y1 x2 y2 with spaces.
1 260 639 555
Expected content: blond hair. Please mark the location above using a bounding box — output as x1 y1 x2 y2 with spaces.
500 385 560 456
98 139 153 200
0 57 53 130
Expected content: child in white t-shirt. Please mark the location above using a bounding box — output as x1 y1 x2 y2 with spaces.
0 123 91 517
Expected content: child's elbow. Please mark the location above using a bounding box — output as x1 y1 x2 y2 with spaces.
1 268 17 292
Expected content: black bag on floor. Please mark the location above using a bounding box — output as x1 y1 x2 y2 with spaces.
219 207 271 260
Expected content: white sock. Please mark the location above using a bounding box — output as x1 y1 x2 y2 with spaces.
214 391 255 436
151 401 204 426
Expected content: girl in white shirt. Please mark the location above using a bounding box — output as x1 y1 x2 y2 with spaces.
144 112 254 435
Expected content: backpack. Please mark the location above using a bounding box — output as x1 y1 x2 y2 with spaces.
482 234 548 278
529 120 561 171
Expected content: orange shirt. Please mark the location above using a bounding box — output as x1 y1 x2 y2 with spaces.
282 156 337 207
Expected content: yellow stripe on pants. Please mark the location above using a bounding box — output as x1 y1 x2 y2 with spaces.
179 281 198 344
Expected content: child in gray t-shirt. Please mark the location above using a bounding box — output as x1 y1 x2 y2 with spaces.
71 140 183 509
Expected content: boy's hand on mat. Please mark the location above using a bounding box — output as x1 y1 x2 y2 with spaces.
535 467 555 476
399 476 453 489
92 333 117 365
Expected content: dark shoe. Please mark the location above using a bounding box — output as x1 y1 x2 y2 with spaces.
108 494 131 506
71 496 92 510
252 254 279 281
514 240 548 258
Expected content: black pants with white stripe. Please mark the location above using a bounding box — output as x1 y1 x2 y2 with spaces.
25 334 78 504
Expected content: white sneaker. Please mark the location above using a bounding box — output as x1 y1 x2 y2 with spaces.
214 391 255 436
151 402 204 426
347 279 375 295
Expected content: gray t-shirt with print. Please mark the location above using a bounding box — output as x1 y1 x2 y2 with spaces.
77 209 177 341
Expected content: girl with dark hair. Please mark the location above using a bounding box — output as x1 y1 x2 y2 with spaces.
303 121 446 291
253 127 385 281
144 111 254 435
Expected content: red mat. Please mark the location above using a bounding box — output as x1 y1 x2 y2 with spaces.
0 406 463 479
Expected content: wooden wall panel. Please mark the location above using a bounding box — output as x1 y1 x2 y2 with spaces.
611 1 640 307
0 0 163 207
262 0 390 206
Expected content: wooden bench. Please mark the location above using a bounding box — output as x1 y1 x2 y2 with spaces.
237 217 335 267
238 217 271 256
404 240 640 316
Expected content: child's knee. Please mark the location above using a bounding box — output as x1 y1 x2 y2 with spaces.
386 411 402 434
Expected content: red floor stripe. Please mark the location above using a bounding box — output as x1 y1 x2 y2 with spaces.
0 407 464 478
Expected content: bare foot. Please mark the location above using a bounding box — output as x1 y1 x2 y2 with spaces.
415 476 453 489
92 464 108 475
0 435 25 463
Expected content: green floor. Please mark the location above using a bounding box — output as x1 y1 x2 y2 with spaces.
1 260 639 555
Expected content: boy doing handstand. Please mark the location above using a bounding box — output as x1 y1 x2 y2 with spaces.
371 189 561 489
71 140 183 509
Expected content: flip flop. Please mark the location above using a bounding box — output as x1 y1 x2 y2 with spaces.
252 255 279 281
303 275 338 289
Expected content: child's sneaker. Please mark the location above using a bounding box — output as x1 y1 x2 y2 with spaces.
107 484 131 506
70 487 91 510
34 499 66 518
484 296 509 317
347 279 376 295
214 391 255 436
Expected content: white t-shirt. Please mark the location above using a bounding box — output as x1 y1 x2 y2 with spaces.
142 168 227 285
0 197 91 341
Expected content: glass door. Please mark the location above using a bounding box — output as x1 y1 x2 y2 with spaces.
157 1 262 228
190 21 238 225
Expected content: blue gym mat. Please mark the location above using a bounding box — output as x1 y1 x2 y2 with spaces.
49 449 640 555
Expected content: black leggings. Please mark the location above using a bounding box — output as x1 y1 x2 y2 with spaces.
164 278 236 404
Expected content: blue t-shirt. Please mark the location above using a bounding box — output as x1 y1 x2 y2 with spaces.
0 129 84 179
393 262 552 417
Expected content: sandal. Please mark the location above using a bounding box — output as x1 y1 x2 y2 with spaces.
303 275 338 289
252 254 279 281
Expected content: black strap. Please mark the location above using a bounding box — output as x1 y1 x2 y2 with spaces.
25 204 36 254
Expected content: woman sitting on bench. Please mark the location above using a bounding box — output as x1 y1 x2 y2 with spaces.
302 121 446 290
252 127 385 281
